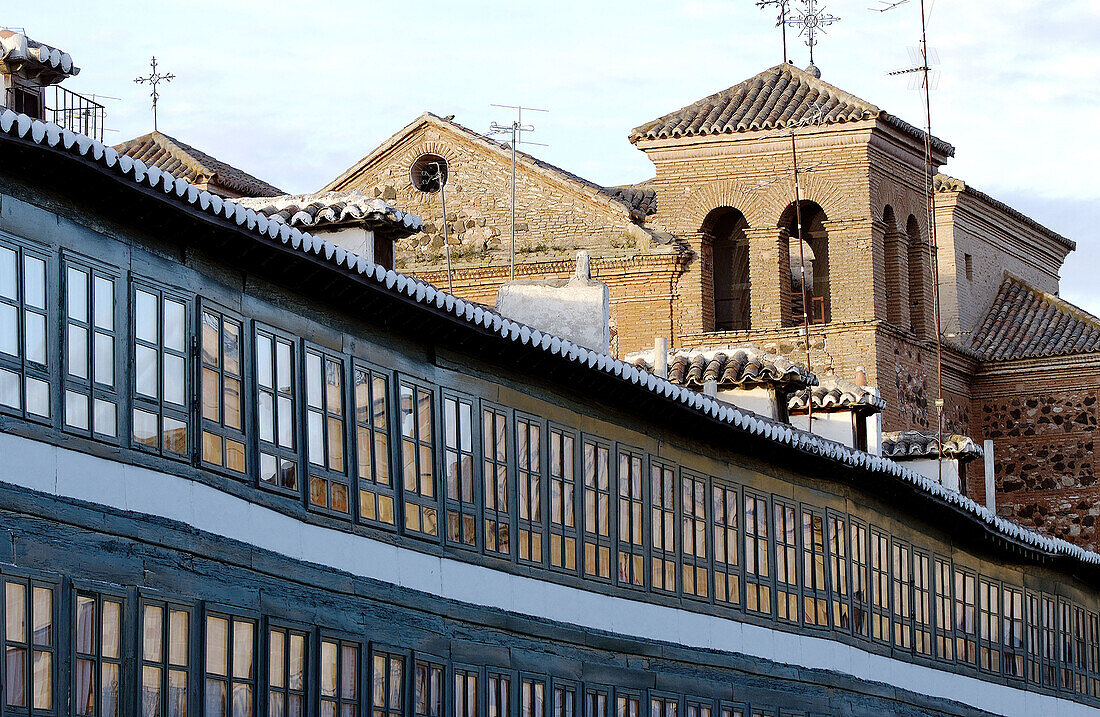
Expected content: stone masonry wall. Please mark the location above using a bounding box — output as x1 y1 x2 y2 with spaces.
972 363 1100 550
329 120 648 272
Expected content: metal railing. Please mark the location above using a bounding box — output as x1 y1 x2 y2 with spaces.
4 85 106 141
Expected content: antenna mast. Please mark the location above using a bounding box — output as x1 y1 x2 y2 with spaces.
489 104 548 281
881 0 946 484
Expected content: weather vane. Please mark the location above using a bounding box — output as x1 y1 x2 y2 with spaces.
134 56 174 132
785 0 840 67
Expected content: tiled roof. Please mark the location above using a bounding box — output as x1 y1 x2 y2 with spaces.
235 189 422 237
628 345 816 390
3 107 1097 569
970 274 1100 362
882 431 984 462
788 372 886 414
325 113 666 230
0 29 78 80
629 63 954 157
607 183 657 217
114 131 283 199
934 174 1074 251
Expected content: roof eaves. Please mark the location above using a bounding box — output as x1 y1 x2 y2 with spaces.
3 108 1097 571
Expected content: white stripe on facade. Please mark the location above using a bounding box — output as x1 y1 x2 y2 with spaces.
1 432 1085 717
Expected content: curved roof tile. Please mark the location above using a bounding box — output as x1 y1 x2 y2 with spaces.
788 373 886 413
882 431 984 462
0 29 78 79
235 190 422 237
629 64 953 157
630 346 816 390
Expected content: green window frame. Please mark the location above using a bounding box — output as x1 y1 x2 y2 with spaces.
443 393 478 548
648 693 678 717
199 304 247 476
1087 611 1100 698
933 557 954 661
399 380 439 539
453 665 479 717
0 237 51 421
774 500 798 624
913 549 932 657
890 539 912 650
370 649 404 717
520 675 546 717
204 611 257 717
547 425 577 573
613 689 640 717
486 670 510 717
849 520 870 639
354 363 395 528
62 256 120 440
138 598 192 717
131 282 190 458
954 568 977 666
584 685 609 717
3 573 57 715
869 529 890 643
826 513 849 632
255 326 299 494
581 438 612 581
516 414 545 566
743 492 771 616
320 637 359 717
977 578 1001 673
412 656 444 717
1072 603 1088 694
482 404 511 558
800 508 828 629
266 625 308 717
685 698 712 717
73 590 124 717
680 472 709 601
1002 586 1025 679
305 347 350 515
650 461 676 594
551 680 577 717
615 448 645 589
712 482 740 608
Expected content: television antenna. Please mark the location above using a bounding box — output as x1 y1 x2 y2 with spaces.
488 104 548 281
876 0 948 484
755 0 793 63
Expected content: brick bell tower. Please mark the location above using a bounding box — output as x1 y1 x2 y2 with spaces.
627 62 955 432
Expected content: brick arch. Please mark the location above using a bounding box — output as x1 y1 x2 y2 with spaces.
681 179 768 231
756 172 858 229
873 182 925 237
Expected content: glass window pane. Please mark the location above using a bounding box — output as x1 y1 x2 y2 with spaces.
94 332 114 386
164 300 185 352
232 621 253 680
276 341 292 393
164 354 186 406
136 345 158 397
269 630 284 689
94 276 114 330
142 665 162 717
31 587 51 646
277 396 293 448
306 354 322 409
202 313 219 367
340 646 356 699
102 662 120 717
257 335 272 388
259 391 274 443
0 367 18 409
225 377 242 429
169 610 188 666
0 246 15 300
6 582 25 641
288 635 304 691
69 324 89 379
230 683 250 717
67 390 90 430
136 290 158 343
207 616 228 676
94 399 117 437
32 650 51 709
0 303 16 357
205 678 226 717
224 321 240 375
23 256 45 309
203 368 220 421
6 645 26 706
25 377 49 417
321 641 337 697
102 600 121 659
68 267 88 322
25 311 45 364
143 605 163 661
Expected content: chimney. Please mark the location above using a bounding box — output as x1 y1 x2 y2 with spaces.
495 251 611 353
653 337 668 379
983 439 996 512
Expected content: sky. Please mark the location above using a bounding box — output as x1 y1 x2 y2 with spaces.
8 1 1100 309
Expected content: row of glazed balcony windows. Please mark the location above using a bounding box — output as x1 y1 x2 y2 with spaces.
1 569 801 717
1 235 1098 703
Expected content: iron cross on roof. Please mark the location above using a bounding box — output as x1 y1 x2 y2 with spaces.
785 0 840 67
134 56 174 132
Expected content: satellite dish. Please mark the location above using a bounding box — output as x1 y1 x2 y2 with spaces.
410 153 448 193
